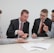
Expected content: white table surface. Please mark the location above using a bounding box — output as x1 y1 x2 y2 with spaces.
0 37 54 53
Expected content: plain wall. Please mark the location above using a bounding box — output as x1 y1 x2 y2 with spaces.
0 0 54 38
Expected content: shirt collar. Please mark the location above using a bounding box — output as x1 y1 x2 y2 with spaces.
19 18 24 24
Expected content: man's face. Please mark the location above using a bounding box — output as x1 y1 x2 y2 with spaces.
20 12 29 22
51 13 54 21
40 12 48 20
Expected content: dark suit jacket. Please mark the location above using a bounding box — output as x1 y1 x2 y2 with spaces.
6 19 29 38
32 18 52 37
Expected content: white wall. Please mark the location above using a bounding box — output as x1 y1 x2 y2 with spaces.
0 0 54 38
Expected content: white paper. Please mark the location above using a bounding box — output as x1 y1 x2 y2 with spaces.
21 43 51 51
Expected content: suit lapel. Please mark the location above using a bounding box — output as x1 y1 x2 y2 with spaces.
16 19 19 29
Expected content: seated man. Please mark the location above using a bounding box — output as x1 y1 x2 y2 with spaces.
0 10 27 45
46 10 54 38
6 9 29 38
32 9 52 38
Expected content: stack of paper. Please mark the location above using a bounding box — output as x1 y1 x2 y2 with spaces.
21 43 51 51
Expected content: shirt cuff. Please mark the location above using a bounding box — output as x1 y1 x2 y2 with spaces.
15 30 18 36
46 31 52 38
46 31 50 35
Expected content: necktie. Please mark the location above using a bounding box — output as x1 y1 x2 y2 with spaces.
20 22 23 30
40 23 44 34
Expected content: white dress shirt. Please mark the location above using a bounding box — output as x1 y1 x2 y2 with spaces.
15 18 24 37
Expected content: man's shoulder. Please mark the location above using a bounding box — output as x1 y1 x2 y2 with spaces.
25 21 30 24
11 19 18 21
46 18 51 21
46 18 52 22
34 18 40 22
10 19 19 23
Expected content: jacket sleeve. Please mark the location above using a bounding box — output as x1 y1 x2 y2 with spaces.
44 18 52 31
26 22 29 34
6 20 18 38
32 20 38 34
24 22 29 38
48 20 52 31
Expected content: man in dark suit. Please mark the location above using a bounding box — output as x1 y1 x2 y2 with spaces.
0 10 28 44
6 9 29 39
32 9 52 38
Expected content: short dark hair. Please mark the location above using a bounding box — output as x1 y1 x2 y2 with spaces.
0 10 2 14
52 10 54 13
41 9 48 13
21 9 29 15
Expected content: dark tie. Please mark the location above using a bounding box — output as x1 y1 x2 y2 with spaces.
40 23 44 34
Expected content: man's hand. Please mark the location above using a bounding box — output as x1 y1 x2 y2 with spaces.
21 33 28 39
16 38 28 43
17 30 24 36
32 33 37 38
43 23 49 32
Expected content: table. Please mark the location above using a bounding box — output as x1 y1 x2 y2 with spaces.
0 37 54 53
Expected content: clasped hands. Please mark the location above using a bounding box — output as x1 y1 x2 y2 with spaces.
17 30 28 39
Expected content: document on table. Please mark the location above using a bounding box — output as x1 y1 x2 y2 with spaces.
21 43 51 51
